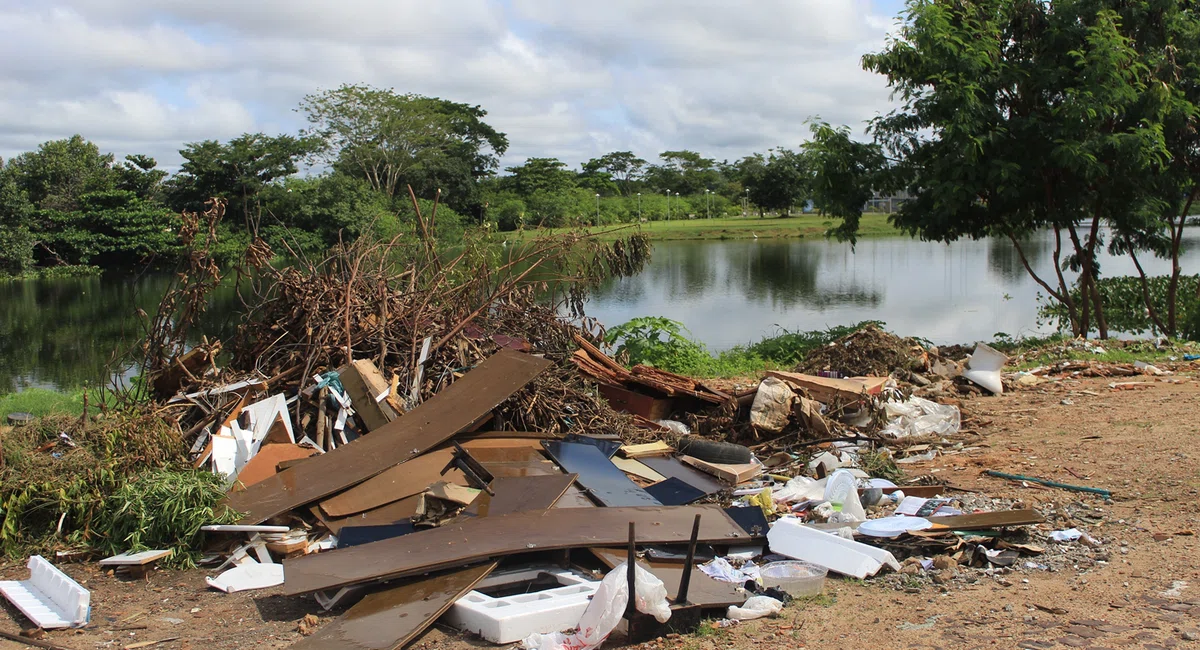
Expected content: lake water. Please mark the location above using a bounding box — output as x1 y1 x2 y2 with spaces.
3 229 1196 393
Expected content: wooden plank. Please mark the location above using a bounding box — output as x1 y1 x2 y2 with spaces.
318 449 465 518
680 456 763 485
764 371 886 406
99 550 172 566
619 442 674 459
282 505 752 595
230 444 318 490
225 349 552 524
590 548 744 609
541 441 662 507
290 562 498 650
598 383 674 420
926 509 1045 531
318 495 422 536
638 456 727 496
611 457 667 483
294 473 577 650
340 360 398 432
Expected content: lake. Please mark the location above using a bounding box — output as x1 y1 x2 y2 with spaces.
3 229 1195 393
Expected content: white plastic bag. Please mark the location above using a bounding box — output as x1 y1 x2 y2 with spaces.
880 396 960 439
823 469 866 523
772 476 823 505
522 562 670 650
727 595 783 621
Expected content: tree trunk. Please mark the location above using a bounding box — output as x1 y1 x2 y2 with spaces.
1008 230 1081 336
1168 188 1196 333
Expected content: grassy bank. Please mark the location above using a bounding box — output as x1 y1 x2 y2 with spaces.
503 212 902 242
0 388 89 422
0 265 101 282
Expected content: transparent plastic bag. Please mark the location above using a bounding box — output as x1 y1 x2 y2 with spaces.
727 595 783 621
522 562 670 650
880 397 960 439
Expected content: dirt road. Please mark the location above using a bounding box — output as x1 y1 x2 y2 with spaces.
2 373 1197 650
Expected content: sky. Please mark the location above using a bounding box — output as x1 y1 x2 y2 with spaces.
0 0 908 171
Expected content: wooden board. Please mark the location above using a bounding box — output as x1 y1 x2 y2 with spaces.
230 444 318 490
225 349 552 524
318 449 465 518
99 550 172 566
290 562 497 650
590 548 744 609
638 456 726 495
619 442 674 459
282 505 751 595
765 371 886 406
611 457 667 483
317 495 422 536
680 456 763 485
294 473 577 650
340 360 398 432
926 509 1045 531
541 441 662 507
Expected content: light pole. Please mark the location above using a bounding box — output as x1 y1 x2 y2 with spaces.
705 189 711 219
595 193 600 223
744 189 750 217
637 192 642 221
666 190 671 221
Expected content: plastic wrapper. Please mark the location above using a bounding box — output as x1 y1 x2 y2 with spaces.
727 595 783 621
880 396 960 439
522 562 670 650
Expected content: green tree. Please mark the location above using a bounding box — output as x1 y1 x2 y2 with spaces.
167 133 317 229
299 84 508 214
502 158 577 196
644 150 720 195
802 121 887 240
582 151 647 196
857 0 1186 338
262 173 397 254
740 148 811 216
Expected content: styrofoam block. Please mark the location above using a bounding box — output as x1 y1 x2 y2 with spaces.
767 517 900 579
0 556 90 628
205 562 284 593
444 567 599 644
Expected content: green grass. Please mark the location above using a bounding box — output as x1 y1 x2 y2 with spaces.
503 212 903 242
991 333 1200 370
0 388 88 422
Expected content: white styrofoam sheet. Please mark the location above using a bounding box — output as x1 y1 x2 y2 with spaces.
0 556 90 628
444 567 598 644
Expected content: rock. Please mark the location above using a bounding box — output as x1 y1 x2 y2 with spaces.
298 613 320 636
933 555 958 570
901 564 922 575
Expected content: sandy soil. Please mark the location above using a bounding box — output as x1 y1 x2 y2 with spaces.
2 372 1198 650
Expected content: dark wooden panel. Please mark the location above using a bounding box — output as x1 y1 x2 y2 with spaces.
225 350 552 524
290 562 497 650
927 509 1044 530
318 495 422 536
283 505 751 595
459 474 576 519
639 456 727 495
541 441 662 507
319 449 464 518
590 548 744 609
645 477 706 506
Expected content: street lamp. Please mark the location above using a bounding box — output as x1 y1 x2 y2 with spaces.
744 189 750 217
595 193 600 223
705 189 711 219
637 192 642 221
665 190 670 221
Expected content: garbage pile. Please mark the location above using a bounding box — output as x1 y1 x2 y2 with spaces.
1 310 1116 649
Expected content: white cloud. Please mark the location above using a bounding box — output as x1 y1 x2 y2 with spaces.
0 0 898 170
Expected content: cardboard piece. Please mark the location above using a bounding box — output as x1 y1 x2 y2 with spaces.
611 457 667 483
765 371 887 406
680 456 763 484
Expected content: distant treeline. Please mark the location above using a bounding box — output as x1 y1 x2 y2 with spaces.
0 84 854 276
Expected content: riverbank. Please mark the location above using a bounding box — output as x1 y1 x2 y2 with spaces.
503 212 902 241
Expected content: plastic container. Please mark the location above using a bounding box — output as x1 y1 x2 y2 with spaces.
758 560 827 597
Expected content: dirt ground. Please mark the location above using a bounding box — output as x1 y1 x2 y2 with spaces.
2 372 1198 650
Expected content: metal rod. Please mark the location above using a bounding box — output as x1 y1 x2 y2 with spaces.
984 470 1112 498
675 514 701 605
625 521 637 620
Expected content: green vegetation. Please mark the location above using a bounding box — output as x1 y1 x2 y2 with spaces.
0 388 87 421
602 317 884 378
990 331 1200 369
0 414 237 566
505 212 900 242
810 0 1200 340
1037 275 1200 337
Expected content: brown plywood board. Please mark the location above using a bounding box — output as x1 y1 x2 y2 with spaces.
283 505 751 595
340 360 398 432
619 442 674 459
926 509 1045 531
225 349 552 524
611 457 667 483
590 548 745 609
291 562 497 650
229 444 318 490
318 449 465 518
294 472 576 650
318 495 422 536
680 456 763 485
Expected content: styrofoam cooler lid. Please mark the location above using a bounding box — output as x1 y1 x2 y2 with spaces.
857 516 934 538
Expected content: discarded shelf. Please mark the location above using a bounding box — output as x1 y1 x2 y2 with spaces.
0 556 90 629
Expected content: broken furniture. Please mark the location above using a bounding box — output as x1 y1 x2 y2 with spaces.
0 556 90 629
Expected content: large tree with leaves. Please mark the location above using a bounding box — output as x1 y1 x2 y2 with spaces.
855 0 1197 338
740 148 811 216
299 84 508 214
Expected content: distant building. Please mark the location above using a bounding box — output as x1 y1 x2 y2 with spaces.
866 190 913 213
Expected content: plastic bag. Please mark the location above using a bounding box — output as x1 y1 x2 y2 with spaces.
522 562 670 650
750 377 795 433
727 595 784 621
772 476 822 505
880 396 960 439
654 419 690 436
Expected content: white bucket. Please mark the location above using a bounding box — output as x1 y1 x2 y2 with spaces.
962 342 1008 394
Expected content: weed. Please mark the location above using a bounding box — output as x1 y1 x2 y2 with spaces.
792 592 837 608
857 448 904 483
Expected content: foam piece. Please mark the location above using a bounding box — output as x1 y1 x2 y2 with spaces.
205 562 285 593
443 567 599 644
0 556 91 628
767 517 900 579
